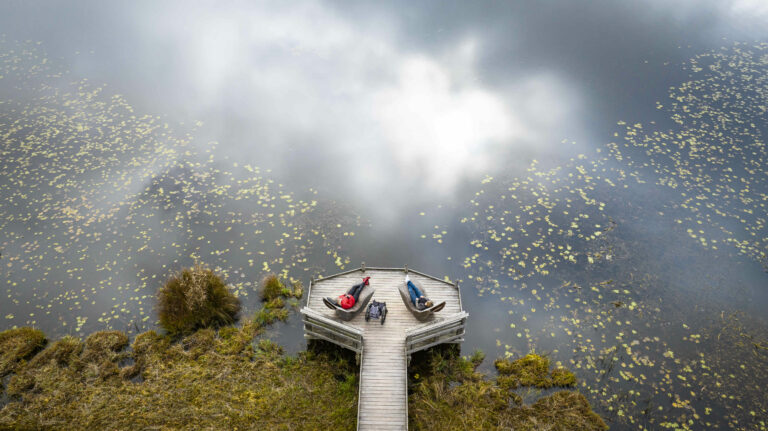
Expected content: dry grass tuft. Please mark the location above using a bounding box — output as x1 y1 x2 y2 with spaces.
494 353 577 389
83 331 129 361
260 274 302 302
158 264 241 335
0 327 46 377
27 335 83 368
260 274 285 301
82 331 131 380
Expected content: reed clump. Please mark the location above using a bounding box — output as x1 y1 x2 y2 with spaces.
261 274 284 301
260 274 303 302
158 264 241 335
252 274 302 327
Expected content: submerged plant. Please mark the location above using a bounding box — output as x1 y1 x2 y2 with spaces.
550 367 577 387
254 306 289 327
158 264 241 335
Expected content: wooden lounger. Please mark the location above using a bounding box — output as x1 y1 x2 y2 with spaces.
323 287 375 321
398 279 445 321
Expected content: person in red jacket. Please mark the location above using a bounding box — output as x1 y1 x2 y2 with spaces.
324 277 370 309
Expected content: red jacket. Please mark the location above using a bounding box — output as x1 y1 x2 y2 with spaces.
338 294 355 309
338 277 369 309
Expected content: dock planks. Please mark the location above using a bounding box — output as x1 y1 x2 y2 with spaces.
305 268 463 431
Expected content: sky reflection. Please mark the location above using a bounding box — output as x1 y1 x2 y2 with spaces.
4 0 765 221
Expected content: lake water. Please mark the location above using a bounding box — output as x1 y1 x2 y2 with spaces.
1 3 768 429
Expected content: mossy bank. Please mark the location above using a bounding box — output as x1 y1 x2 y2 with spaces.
409 346 607 430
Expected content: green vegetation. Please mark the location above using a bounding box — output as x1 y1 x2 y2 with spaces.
158 264 241 335
408 345 606 431
254 274 303 326
0 327 46 377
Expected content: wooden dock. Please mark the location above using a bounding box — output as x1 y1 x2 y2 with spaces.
301 266 468 431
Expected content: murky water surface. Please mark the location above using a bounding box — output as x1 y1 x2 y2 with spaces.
2 3 768 429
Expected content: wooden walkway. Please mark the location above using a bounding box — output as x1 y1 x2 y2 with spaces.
302 267 466 431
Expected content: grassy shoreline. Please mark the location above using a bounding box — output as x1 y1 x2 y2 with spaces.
0 267 606 430
0 327 606 430
0 325 359 430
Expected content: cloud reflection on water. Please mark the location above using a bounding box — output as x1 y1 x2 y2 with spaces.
3 0 767 221
133 1 584 219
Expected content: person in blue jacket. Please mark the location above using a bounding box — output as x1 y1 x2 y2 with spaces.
405 275 433 310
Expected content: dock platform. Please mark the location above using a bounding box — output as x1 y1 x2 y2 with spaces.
301 266 468 431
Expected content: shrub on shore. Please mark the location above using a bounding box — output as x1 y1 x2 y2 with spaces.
158 264 241 335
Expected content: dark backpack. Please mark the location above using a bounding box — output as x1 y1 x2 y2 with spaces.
365 300 387 324
368 300 385 318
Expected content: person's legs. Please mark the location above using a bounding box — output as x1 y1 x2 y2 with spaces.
346 283 358 296
407 280 421 305
347 282 364 302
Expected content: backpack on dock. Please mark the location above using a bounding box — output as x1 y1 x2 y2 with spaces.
365 300 387 324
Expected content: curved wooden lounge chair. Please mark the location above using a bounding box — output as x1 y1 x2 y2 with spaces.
398 279 446 322
323 287 375 321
